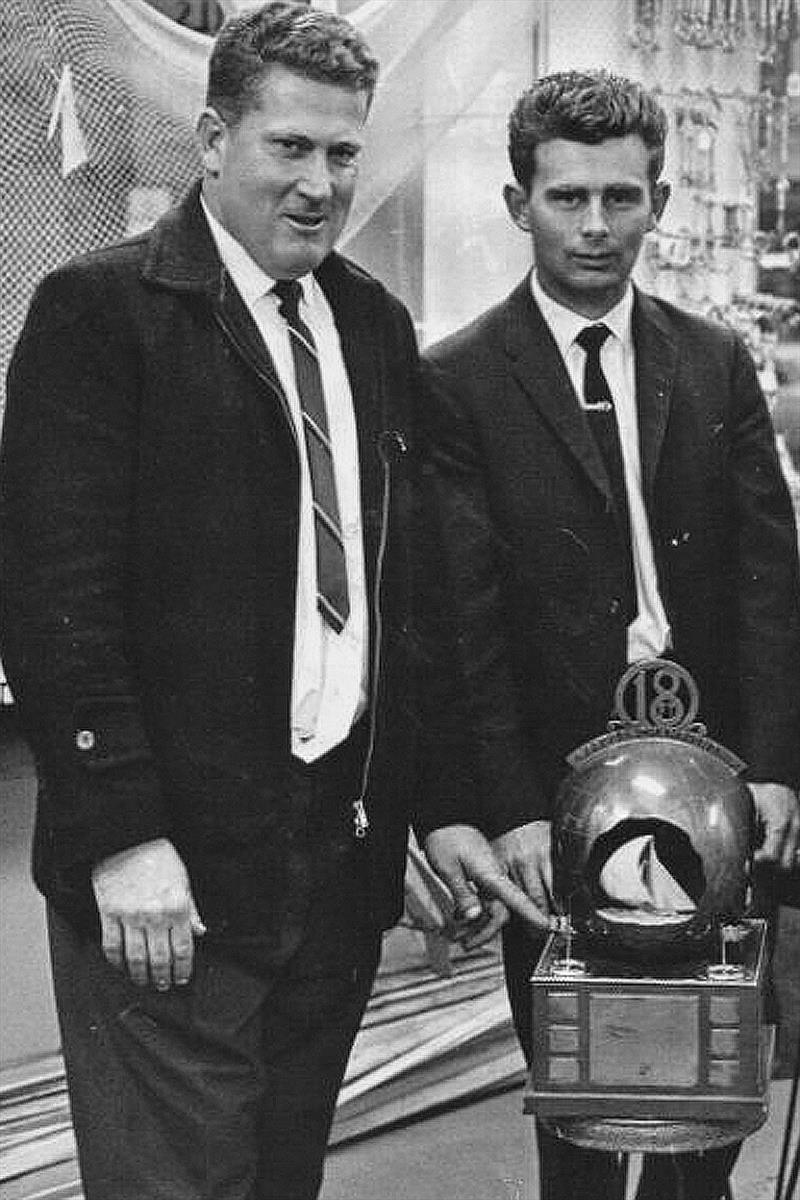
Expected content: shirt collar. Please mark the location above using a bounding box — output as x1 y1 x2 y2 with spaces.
200 196 314 309
529 271 633 355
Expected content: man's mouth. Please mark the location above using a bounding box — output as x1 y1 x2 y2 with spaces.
285 212 327 232
572 252 615 268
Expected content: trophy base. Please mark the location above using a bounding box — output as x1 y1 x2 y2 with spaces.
525 920 772 1153
539 1096 770 1154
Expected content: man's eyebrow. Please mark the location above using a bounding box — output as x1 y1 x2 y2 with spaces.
267 132 363 149
268 132 312 145
543 183 646 196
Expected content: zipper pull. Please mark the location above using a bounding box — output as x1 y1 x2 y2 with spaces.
353 799 369 839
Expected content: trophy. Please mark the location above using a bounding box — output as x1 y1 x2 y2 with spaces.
526 659 772 1153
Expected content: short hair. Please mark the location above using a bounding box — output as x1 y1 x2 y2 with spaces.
508 70 668 193
206 0 379 126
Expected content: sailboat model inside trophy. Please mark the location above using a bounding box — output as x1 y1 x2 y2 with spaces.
526 658 772 1153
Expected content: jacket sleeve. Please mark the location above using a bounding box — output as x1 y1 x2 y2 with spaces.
725 333 800 787
0 265 169 879
413 357 548 841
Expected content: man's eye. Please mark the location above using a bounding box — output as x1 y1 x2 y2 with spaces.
274 138 307 158
606 190 640 207
330 146 360 169
551 192 583 208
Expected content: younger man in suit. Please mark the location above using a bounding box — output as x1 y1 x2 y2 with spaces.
417 70 800 1199
2 4 469 1197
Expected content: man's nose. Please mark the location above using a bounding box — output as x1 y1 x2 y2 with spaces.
297 150 333 200
581 195 609 236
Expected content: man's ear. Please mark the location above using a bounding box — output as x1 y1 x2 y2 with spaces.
197 107 227 177
649 180 671 227
503 182 531 232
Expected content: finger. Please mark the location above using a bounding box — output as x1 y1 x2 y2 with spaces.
99 915 124 971
170 922 195 987
189 899 206 937
518 858 552 916
437 871 483 923
449 901 494 941
779 823 800 872
461 899 509 949
473 865 554 931
754 823 784 864
782 806 800 872
122 924 150 988
540 849 555 907
146 926 174 992
456 895 484 922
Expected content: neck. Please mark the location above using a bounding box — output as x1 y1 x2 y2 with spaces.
535 275 629 321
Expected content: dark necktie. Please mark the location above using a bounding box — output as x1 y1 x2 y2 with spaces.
273 279 350 634
575 323 636 620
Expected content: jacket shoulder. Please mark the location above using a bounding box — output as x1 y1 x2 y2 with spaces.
423 290 517 372
319 252 412 317
46 228 151 286
637 291 742 354
23 234 151 336
317 252 418 352
320 250 378 290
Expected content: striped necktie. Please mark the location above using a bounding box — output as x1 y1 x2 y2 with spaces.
575 322 636 621
273 279 350 634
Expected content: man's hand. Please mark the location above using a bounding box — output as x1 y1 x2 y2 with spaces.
423 824 555 948
750 783 800 872
491 820 554 918
91 837 205 990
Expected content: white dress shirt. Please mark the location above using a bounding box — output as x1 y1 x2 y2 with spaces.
202 200 368 760
530 273 670 661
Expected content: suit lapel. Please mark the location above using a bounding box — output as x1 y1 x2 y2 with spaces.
145 189 387 587
215 271 287 399
632 289 678 502
142 182 289 412
504 282 680 508
504 282 612 503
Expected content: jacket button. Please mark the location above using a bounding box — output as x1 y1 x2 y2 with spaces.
75 729 96 751
608 598 622 616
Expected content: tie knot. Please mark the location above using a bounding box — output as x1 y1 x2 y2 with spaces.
576 323 611 356
272 279 303 322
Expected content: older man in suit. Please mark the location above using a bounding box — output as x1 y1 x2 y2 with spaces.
417 70 800 1200
2 5 433 1198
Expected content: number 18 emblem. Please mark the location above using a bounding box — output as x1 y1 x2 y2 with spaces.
613 658 700 732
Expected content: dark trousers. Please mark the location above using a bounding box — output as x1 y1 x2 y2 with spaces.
48 737 382 1200
502 920 741 1200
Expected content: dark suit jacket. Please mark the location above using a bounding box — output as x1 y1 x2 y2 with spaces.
416 278 800 839
0 182 421 953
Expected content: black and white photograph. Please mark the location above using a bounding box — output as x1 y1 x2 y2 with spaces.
1 2 799 1198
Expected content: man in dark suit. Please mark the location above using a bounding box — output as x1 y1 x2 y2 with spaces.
417 70 800 1200
1 5 428 1197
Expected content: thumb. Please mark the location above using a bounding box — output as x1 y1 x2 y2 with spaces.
189 898 206 936
428 857 483 922
447 874 484 923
